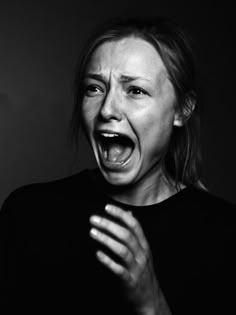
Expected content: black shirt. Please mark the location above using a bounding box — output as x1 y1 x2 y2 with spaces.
0 169 235 314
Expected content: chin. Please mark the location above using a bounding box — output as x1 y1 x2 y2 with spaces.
99 167 139 187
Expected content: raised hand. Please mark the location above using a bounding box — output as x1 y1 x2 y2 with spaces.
89 204 171 315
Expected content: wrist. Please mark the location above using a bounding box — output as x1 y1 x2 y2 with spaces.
138 293 172 315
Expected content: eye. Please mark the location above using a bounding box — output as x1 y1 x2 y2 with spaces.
84 84 103 97
127 86 148 97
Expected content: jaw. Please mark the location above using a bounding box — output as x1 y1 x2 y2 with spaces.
93 140 141 186
97 156 170 206
99 165 139 186
91 130 137 178
97 140 133 171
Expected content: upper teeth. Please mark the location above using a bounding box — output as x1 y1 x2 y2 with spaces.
101 133 119 137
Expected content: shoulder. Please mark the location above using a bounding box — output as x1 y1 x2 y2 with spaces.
0 169 93 216
177 186 235 211
167 186 236 237
176 186 236 238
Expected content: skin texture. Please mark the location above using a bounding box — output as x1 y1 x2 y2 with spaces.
82 37 183 206
89 204 172 315
81 37 180 314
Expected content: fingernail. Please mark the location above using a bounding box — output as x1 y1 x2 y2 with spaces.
90 215 100 224
90 228 98 236
96 251 105 261
105 204 113 212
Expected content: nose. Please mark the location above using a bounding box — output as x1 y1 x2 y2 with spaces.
99 89 122 122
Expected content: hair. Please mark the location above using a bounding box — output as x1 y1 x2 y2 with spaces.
71 16 203 189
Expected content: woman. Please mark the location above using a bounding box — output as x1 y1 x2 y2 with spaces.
0 17 235 314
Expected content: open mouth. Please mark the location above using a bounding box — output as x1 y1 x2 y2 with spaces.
96 132 134 167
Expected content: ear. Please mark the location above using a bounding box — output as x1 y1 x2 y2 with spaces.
173 94 196 127
173 110 184 127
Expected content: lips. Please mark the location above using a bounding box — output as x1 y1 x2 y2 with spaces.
95 130 134 168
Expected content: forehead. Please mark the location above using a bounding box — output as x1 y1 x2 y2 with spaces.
86 37 167 78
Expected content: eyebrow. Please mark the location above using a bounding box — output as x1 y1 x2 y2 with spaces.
84 73 151 83
84 73 106 82
119 75 151 83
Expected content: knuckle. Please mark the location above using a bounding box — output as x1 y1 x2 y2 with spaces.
120 267 126 276
101 218 109 228
99 217 105 227
141 253 148 266
117 266 126 278
100 232 107 242
130 218 139 231
123 230 132 243
115 207 122 216
135 252 148 268
128 274 137 289
143 242 149 252
120 247 128 259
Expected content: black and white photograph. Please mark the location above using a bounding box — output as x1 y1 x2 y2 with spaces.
0 1 235 314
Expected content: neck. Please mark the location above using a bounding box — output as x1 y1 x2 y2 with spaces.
95 167 180 207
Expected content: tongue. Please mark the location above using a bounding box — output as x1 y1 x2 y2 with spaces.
105 143 132 163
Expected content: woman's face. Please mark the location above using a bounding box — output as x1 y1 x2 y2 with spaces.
81 36 182 186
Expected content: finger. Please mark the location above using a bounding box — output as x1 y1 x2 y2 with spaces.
90 228 133 264
96 250 130 281
90 215 138 253
105 204 149 251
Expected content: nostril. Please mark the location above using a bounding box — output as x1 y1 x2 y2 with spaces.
99 101 122 121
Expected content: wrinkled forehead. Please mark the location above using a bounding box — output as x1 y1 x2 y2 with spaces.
85 36 168 80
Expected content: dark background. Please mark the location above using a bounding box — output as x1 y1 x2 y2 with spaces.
0 0 235 208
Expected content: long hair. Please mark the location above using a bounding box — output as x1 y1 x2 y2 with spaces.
71 17 203 188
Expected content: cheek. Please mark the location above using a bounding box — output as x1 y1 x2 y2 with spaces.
81 100 98 131
137 108 175 150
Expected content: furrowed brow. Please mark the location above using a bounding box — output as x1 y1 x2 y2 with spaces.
84 73 106 82
119 75 151 83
